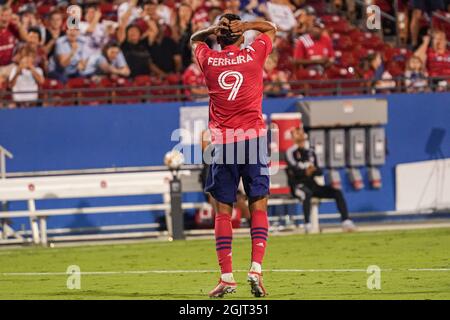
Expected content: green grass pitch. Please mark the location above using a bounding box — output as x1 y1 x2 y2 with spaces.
0 228 449 300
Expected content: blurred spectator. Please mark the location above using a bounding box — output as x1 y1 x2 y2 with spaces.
404 55 428 92
189 0 210 28
8 52 44 107
263 51 291 97
148 23 182 77
224 0 243 16
119 24 153 78
43 11 65 58
410 0 445 48
79 4 110 57
135 0 172 32
363 52 396 92
118 0 141 26
293 5 316 37
0 5 28 83
13 27 48 73
263 0 296 33
415 31 450 78
95 42 130 78
18 3 41 35
49 29 89 82
241 0 266 17
172 3 193 70
332 0 356 21
182 57 207 100
293 18 334 74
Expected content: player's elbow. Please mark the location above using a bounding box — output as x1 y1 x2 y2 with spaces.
269 22 277 33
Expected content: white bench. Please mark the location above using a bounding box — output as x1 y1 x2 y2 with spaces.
0 170 201 245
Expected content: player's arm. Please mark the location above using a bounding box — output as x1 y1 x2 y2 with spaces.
229 20 277 43
190 24 226 52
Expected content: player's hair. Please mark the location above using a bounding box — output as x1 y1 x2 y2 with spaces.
217 13 242 47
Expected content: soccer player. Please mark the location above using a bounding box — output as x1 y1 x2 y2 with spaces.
190 14 276 298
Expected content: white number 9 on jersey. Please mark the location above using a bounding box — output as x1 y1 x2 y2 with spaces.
218 71 244 101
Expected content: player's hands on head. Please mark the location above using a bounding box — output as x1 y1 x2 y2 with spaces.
229 20 246 37
211 22 229 37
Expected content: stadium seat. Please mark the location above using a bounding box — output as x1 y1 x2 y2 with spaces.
42 79 66 106
84 77 114 105
295 69 335 97
333 33 353 51
336 51 357 68
386 62 404 78
133 75 153 102
361 33 385 51
66 78 92 106
113 77 141 104
150 74 182 102
326 66 364 95
375 0 392 13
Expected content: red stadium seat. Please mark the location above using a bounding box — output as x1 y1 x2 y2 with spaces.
361 33 385 51
42 79 67 106
149 74 182 102
333 33 353 51
336 50 357 68
375 0 392 13
66 78 91 106
164 74 182 102
133 75 153 102
386 62 404 78
347 28 365 44
84 77 114 105
326 67 364 95
295 69 335 97
113 78 141 104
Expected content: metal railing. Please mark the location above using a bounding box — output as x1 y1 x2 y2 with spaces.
0 76 449 107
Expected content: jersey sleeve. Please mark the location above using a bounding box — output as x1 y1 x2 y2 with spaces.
293 39 306 60
194 42 210 72
324 35 335 58
249 33 273 65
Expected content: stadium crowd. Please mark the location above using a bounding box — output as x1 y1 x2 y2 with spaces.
0 0 449 107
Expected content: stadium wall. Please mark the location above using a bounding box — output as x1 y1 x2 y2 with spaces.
1 93 449 230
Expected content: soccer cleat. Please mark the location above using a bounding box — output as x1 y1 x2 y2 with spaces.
247 271 267 297
342 219 357 232
208 280 237 298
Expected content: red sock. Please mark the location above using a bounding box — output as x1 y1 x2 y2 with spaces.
215 213 233 274
251 210 268 265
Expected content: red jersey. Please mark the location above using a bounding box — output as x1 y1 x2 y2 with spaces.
293 33 334 61
194 33 272 144
182 62 206 98
0 25 19 66
427 48 450 77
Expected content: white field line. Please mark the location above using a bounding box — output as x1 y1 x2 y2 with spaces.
1 268 449 276
408 268 450 272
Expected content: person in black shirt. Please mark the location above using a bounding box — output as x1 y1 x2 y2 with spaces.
118 24 152 78
148 22 182 77
286 127 356 233
43 11 65 59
